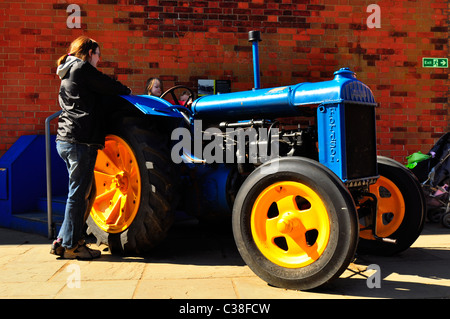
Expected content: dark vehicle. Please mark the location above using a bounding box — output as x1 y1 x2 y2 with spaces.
408 132 449 228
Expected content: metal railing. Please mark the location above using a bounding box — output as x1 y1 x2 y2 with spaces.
45 110 61 239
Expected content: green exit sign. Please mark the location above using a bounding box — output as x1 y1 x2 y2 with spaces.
422 58 448 68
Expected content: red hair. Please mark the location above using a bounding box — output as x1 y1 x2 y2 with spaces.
57 36 99 66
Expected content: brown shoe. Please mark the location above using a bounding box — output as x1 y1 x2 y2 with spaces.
50 238 64 256
63 240 101 260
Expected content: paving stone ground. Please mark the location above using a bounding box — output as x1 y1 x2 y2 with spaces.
0 219 449 300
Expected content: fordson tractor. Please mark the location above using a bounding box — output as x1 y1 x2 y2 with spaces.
85 31 425 290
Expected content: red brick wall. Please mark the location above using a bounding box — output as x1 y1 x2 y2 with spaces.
0 0 448 163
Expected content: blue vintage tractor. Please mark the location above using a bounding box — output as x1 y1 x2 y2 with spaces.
85 31 425 290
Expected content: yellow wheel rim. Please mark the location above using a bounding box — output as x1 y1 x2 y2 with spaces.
251 181 331 268
90 135 141 233
360 176 405 240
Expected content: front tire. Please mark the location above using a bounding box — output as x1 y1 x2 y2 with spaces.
232 157 359 290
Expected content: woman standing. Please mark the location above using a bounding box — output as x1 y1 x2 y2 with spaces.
50 36 131 259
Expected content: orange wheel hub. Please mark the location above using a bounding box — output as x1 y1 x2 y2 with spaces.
251 181 331 268
90 135 141 233
359 176 405 240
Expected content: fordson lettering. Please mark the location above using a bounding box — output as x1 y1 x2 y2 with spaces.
329 106 337 162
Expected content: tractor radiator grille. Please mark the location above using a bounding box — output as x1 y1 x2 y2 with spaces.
344 102 378 180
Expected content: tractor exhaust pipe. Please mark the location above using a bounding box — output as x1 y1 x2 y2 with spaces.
248 30 262 89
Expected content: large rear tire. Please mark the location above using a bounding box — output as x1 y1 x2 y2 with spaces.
86 118 179 254
357 156 426 256
232 157 359 290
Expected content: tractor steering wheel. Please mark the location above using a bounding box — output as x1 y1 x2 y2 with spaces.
160 85 195 107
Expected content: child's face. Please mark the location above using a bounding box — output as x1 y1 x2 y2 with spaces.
150 80 162 97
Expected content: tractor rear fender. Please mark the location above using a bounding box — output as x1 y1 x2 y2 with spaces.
119 94 184 119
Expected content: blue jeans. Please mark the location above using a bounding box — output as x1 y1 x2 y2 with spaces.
56 141 98 249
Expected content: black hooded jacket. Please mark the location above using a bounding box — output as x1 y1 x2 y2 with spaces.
56 56 131 146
